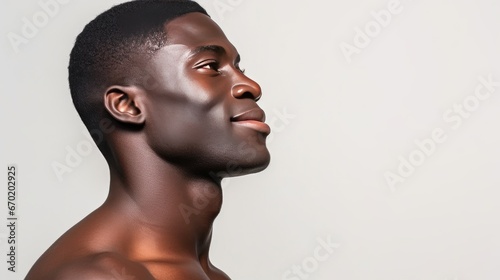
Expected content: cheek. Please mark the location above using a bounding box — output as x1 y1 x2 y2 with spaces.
144 99 231 156
142 74 242 160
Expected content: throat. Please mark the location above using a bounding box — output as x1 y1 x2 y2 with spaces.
104 169 224 261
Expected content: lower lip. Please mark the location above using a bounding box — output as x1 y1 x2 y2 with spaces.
232 120 271 135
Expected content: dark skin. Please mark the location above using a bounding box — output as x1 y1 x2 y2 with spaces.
25 13 270 280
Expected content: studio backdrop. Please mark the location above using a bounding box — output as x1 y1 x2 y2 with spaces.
1 0 500 279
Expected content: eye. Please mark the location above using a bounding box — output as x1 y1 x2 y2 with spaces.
200 61 220 72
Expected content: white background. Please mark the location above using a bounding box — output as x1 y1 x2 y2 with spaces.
1 0 500 279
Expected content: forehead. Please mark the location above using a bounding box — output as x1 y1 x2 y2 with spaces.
163 12 237 52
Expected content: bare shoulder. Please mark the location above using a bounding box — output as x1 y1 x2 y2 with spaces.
45 253 223 280
43 252 156 280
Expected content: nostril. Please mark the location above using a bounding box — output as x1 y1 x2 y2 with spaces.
240 92 256 100
231 83 261 100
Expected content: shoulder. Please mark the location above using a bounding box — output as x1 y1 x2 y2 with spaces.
48 252 156 280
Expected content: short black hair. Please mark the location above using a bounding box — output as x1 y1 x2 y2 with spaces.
68 0 208 144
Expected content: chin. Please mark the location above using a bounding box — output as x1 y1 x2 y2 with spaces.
205 145 269 179
225 147 271 178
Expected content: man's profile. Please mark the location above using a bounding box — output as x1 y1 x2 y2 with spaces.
26 1 270 279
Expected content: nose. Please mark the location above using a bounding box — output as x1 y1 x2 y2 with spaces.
231 76 262 101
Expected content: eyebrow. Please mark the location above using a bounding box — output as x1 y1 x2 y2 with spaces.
189 44 241 63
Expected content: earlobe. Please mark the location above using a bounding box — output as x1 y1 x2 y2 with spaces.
104 86 146 125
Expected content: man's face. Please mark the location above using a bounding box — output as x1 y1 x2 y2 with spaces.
138 12 270 177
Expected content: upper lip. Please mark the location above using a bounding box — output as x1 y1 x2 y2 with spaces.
230 108 266 122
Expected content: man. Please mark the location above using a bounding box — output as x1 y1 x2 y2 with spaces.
25 0 270 279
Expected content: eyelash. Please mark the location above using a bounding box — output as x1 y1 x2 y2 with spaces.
202 62 220 71
200 62 246 74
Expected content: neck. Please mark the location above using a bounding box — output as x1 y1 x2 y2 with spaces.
101 135 223 262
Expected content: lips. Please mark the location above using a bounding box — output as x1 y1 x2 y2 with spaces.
230 108 271 135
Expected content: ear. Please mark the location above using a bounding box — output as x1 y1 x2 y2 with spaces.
104 85 146 125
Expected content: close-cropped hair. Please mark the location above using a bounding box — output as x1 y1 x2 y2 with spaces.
68 0 208 139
